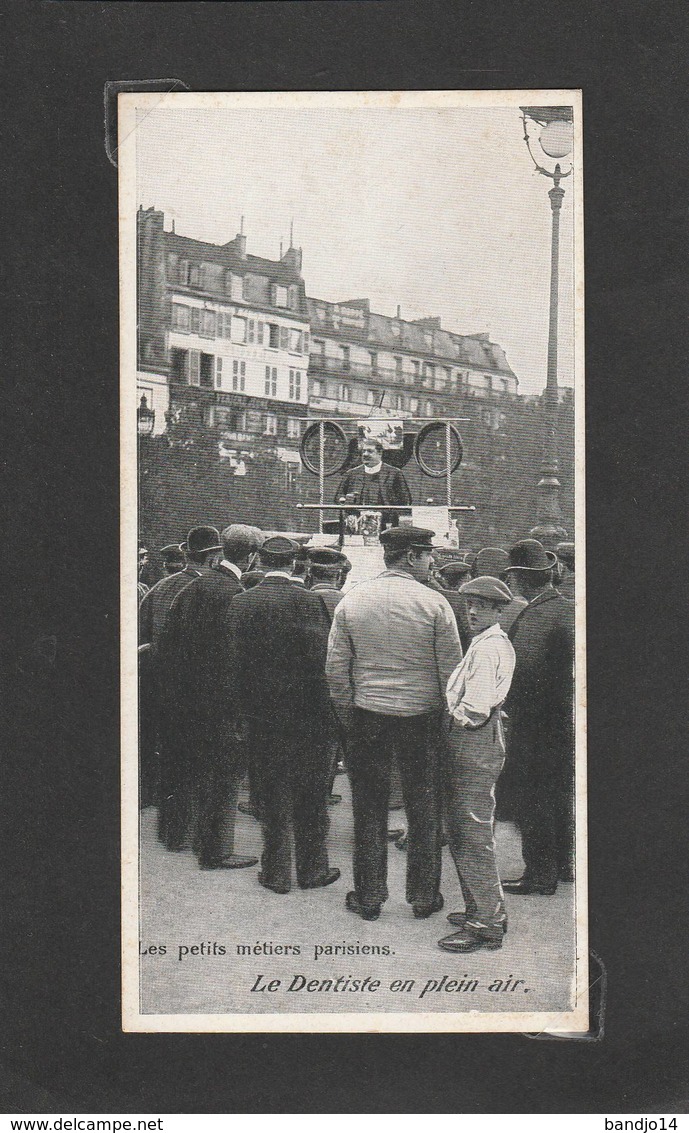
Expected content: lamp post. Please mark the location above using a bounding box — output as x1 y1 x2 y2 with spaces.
137 394 156 437
520 106 573 547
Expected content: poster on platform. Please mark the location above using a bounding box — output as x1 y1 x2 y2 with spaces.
120 89 586 1034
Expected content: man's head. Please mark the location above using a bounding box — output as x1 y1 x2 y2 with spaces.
379 525 437 583
258 535 300 574
180 525 223 565
221 524 264 572
506 538 558 599
159 542 185 575
472 547 510 581
435 560 472 591
556 542 575 575
459 575 514 635
307 547 348 586
361 438 384 468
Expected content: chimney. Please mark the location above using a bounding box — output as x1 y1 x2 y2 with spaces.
235 232 247 259
281 245 303 274
396 305 401 319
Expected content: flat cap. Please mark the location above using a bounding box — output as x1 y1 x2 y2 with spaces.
307 547 349 566
159 542 184 560
260 535 300 557
473 547 510 578
436 560 472 583
508 538 557 571
221 523 264 548
379 525 437 552
459 575 514 605
556 542 575 569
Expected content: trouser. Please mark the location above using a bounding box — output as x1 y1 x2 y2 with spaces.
249 718 332 891
510 718 575 887
347 707 442 907
444 715 506 936
157 712 194 851
192 721 248 865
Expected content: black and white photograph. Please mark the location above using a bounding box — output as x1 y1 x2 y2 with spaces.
120 89 586 1032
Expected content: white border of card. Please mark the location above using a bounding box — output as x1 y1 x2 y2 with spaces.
120 89 587 1033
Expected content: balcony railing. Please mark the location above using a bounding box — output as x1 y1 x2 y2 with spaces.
308 355 404 383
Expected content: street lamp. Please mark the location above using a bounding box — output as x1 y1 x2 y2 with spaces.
137 394 155 438
520 105 573 546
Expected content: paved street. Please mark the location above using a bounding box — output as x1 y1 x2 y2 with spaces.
139 774 577 1019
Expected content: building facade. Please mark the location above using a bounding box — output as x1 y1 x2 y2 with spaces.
136 208 573 547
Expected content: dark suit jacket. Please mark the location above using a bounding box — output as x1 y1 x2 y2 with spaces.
335 461 412 506
437 588 472 654
158 564 243 723
309 583 344 623
505 588 574 732
227 576 333 725
138 567 201 654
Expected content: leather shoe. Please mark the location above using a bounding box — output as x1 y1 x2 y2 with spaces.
300 867 341 890
258 873 291 895
502 877 557 895
387 828 405 841
328 794 342 806
438 928 503 953
413 893 444 919
345 890 381 921
199 854 258 870
447 912 507 934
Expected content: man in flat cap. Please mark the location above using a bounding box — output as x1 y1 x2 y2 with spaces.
307 547 349 621
433 559 473 653
437 576 516 954
502 539 576 895
555 541 575 600
335 438 412 511
227 537 340 894
159 543 186 577
327 526 462 921
160 523 264 870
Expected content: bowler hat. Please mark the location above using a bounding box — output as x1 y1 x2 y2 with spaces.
308 548 348 567
259 535 300 563
556 542 575 570
459 575 513 605
379 526 438 553
221 524 264 556
159 542 184 561
507 538 557 572
180 525 223 555
473 547 510 578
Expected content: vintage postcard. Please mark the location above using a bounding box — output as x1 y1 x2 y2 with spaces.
120 89 586 1032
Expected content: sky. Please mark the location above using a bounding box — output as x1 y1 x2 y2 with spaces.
135 103 576 395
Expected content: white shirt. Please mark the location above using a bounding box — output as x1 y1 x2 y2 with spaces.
364 461 383 475
219 559 242 581
446 622 516 728
264 570 304 584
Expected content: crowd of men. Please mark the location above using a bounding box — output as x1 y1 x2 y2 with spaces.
138 521 575 954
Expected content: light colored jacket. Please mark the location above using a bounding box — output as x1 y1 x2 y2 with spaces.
326 569 462 717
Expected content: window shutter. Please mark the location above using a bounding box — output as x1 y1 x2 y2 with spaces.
248 320 255 343
179 260 189 284
188 350 201 386
257 322 264 345
280 326 289 350
303 332 309 354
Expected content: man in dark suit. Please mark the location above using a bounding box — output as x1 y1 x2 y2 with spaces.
138 533 203 820
502 538 575 895
335 438 412 508
227 537 340 894
162 524 264 870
